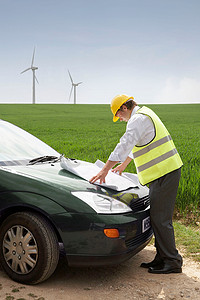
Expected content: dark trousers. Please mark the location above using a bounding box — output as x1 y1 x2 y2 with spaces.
149 168 182 267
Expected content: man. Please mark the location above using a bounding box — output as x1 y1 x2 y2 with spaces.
90 94 183 274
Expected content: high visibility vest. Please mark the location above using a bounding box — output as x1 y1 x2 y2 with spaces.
132 106 183 185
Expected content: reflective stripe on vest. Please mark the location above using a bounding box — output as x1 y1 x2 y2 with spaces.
132 106 183 185
133 135 172 159
137 148 178 172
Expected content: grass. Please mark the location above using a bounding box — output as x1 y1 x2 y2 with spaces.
174 221 200 262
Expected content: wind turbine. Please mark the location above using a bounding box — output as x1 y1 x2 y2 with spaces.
68 70 82 104
21 48 39 104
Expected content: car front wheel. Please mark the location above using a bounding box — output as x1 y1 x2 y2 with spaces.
0 211 59 284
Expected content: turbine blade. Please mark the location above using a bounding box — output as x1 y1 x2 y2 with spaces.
35 74 39 84
69 86 73 102
21 67 31 74
77 82 83 85
68 70 73 84
31 47 36 67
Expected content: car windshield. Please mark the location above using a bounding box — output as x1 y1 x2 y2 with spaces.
0 120 59 166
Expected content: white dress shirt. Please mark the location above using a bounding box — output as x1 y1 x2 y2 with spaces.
108 106 155 162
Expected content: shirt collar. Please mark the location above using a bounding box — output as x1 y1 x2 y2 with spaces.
130 105 140 118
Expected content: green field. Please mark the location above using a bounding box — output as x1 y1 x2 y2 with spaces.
0 103 200 220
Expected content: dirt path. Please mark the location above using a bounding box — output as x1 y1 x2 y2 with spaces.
0 245 200 300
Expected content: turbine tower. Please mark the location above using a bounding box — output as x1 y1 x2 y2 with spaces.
68 70 82 104
21 48 39 104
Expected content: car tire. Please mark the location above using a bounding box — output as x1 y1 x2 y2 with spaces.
0 211 59 284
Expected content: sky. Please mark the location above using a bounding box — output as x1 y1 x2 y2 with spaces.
0 0 200 104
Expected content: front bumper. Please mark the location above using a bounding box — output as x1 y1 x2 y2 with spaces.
53 208 153 267
67 227 153 266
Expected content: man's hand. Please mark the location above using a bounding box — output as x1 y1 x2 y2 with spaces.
89 169 108 184
112 156 133 175
89 160 118 184
111 163 125 176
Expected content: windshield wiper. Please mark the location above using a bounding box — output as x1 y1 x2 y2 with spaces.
28 155 61 165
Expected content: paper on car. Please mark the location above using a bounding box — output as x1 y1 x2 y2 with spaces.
60 157 137 191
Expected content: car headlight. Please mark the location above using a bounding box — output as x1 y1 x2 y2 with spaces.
71 191 132 214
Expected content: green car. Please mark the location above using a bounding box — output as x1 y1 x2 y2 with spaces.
0 120 153 284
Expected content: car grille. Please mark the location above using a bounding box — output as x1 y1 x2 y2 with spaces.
130 195 150 212
125 228 153 249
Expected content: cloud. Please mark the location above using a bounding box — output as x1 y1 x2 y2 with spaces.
159 77 200 103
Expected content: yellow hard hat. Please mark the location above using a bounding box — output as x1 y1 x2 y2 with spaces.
110 94 134 122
